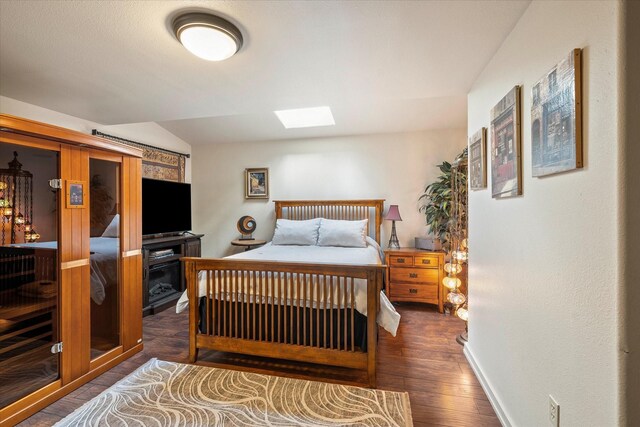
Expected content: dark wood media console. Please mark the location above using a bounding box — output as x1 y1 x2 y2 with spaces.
142 234 203 316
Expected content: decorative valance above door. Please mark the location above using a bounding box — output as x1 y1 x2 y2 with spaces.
91 130 189 183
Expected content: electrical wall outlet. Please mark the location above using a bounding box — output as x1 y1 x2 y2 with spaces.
549 395 560 427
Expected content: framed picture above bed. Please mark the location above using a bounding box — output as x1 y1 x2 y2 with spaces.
531 48 583 177
245 167 269 199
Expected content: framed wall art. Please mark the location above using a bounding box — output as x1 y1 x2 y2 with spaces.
490 86 522 199
469 127 487 190
531 48 583 177
66 180 86 208
245 168 269 199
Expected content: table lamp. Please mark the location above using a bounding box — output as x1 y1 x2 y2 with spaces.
385 205 402 249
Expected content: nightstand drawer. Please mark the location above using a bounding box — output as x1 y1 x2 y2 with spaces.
389 283 438 301
389 255 413 267
414 255 439 268
390 267 438 283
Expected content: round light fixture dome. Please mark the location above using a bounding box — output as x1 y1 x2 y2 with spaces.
173 12 243 61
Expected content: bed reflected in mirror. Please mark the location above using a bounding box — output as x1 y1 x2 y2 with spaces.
89 158 121 359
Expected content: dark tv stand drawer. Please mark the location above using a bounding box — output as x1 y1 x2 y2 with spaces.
141 233 203 317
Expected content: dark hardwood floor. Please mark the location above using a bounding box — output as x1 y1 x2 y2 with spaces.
18 304 499 427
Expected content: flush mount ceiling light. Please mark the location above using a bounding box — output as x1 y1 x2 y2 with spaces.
172 12 243 61
274 106 336 129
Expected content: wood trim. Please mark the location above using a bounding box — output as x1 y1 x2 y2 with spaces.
182 258 380 278
367 268 382 387
196 335 369 369
273 199 385 244
187 259 198 363
574 48 583 169
88 345 123 372
0 114 143 158
0 344 143 426
122 254 143 350
88 149 124 163
121 157 142 351
0 130 63 152
60 258 89 269
515 85 523 196
122 249 142 258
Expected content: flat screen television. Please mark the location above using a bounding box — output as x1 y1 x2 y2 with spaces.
142 178 192 236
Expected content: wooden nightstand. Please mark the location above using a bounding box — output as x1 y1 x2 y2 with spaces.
384 248 445 313
231 239 266 251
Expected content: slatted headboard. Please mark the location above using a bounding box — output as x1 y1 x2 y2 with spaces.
274 200 385 244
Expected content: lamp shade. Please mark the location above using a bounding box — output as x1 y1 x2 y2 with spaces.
385 205 402 221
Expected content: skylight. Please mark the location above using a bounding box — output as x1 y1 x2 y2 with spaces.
274 106 335 129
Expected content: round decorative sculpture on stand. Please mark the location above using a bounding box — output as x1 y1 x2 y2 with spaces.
237 215 256 240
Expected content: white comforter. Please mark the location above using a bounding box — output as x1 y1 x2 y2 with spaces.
176 240 400 336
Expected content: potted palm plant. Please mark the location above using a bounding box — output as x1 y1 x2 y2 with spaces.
418 148 467 251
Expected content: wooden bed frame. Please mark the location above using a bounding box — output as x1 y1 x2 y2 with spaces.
182 199 386 387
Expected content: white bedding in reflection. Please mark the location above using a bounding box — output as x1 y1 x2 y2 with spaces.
175 239 400 336
12 237 118 305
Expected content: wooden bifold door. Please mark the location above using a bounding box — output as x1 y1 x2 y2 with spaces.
0 114 143 426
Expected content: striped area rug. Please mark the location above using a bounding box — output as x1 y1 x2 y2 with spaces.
55 358 413 426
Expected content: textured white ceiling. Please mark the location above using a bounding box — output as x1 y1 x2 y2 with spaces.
0 1 530 144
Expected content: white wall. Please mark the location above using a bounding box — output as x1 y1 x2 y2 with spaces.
192 130 466 258
0 96 192 181
466 1 621 426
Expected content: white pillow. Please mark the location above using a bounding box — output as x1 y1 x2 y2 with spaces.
271 218 321 246
317 218 368 248
101 214 119 238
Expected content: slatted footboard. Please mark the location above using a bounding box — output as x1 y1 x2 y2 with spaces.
183 258 385 387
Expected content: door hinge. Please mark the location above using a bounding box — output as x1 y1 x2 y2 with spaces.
51 342 63 354
49 179 62 190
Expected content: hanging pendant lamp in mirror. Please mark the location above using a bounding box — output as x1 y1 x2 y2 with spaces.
172 12 243 61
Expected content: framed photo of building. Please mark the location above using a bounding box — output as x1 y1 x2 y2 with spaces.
491 86 522 198
531 49 582 177
469 127 487 190
245 168 269 199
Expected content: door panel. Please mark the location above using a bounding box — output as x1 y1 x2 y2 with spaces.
0 143 60 408
89 158 122 360
121 157 142 350
59 145 91 382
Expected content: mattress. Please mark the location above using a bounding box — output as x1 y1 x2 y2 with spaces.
175 239 400 336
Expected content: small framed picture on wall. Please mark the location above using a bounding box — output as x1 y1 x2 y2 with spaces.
531 48 583 177
469 127 487 190
490 86 522 199
245 168 269 199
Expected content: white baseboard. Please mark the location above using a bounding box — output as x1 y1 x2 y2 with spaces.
464 344 513 427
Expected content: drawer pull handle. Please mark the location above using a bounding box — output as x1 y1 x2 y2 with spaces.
422 259 431 264
409 288 418 294
409 273 418 278
397 259 405 263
